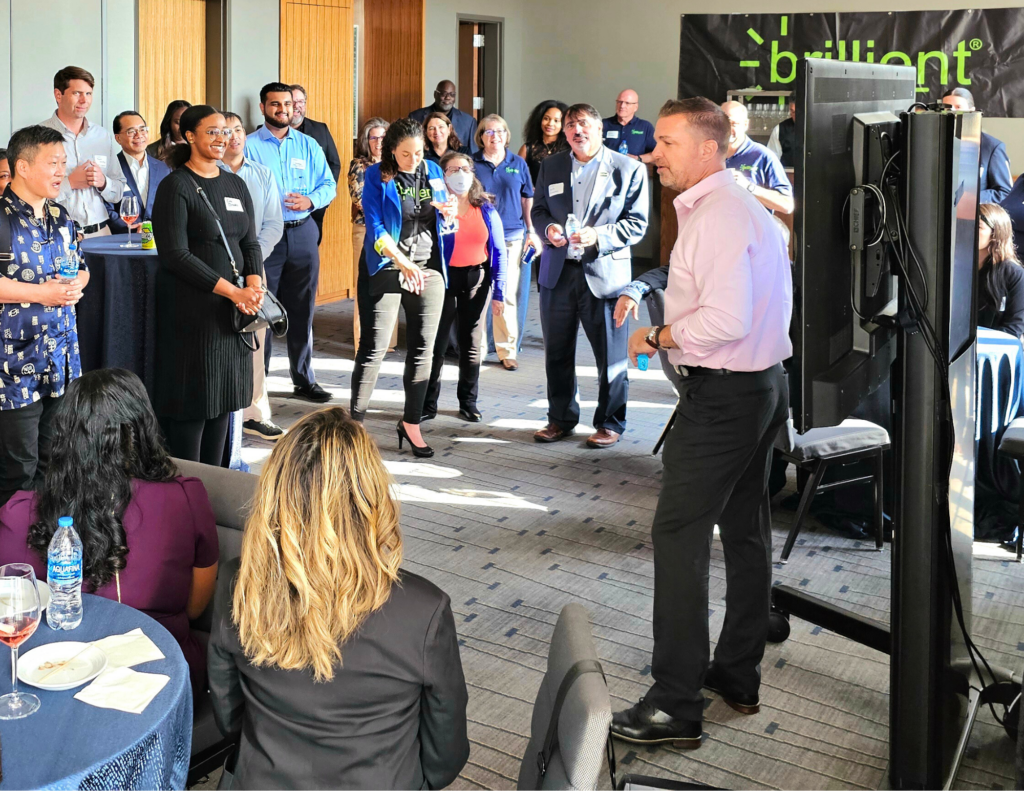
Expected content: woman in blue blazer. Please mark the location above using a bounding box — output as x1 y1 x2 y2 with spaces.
351 118 455 458
423 152 508 423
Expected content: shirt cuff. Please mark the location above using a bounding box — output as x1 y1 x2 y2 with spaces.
619 281 650 304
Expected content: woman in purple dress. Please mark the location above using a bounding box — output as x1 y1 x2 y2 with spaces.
0 368 219 689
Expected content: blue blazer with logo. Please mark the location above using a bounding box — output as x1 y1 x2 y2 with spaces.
105 151 171 233
531 146 649 300
362 159 452 285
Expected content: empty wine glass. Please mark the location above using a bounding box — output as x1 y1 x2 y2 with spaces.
119 195 141 249
0 563 41 720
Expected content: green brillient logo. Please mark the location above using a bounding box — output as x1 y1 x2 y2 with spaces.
741 15 976 94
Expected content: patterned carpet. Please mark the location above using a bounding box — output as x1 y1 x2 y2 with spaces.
233 293 1020 791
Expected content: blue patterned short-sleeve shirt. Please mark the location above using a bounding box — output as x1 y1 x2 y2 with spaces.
0 187 85 410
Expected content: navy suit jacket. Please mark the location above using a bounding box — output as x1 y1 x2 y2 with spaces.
106 152 170 233
981 131 1013 205
531 146 649 299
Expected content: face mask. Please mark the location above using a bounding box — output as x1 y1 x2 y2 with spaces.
446 171 473 195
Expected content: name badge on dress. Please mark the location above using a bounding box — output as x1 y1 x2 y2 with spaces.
92 155 107 169
605 130 620 139
224 197 244 212
549 183 565 197
290 158 306 170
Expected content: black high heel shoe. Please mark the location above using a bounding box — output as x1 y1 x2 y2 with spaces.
396 420 434 458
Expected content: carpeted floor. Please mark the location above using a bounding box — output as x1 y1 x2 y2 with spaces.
224 293 1020 791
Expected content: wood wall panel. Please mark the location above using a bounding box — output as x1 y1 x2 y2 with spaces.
281 0 354 304
138 0 206 134
360 0 424 126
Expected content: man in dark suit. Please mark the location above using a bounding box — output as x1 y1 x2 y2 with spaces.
531 103 649 448
105 110 170 233
290 84 341 245
409 80 479 154
942 87 1012 204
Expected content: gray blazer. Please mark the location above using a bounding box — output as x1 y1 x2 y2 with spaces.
531 146 649 299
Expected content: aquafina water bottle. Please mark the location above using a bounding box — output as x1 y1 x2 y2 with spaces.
47 516 83 630
565 213 584 259
618 138 629 156
57 242 80 284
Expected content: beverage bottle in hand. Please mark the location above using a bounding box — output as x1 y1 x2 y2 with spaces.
618 139 629 156
57 242 80 284
47 517 83 630
565 213 584 259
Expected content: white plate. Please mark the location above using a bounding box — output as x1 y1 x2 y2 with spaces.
18 642 107 691
36 580 50 611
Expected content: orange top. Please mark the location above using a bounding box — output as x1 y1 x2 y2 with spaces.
448 205 489 268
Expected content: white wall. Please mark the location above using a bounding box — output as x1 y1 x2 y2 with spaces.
0 0 136 143
226 0 280 130
517 0 1024 169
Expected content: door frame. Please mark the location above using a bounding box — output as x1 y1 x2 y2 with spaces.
455 13 503 117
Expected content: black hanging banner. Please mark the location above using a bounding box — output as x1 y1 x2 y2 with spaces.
679 10 1024 117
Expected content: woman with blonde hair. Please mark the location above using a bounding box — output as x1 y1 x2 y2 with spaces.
208 407 468 789
978 202 1024 337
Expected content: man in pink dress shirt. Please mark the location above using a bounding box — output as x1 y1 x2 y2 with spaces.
610 97 793 749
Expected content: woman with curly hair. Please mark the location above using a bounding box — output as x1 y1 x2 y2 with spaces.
518 99 569 185
208 407 468 789
978 202 1024 337
0 368 219 688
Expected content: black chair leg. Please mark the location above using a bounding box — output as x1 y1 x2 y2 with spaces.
780 460 827 563
874 448 885 552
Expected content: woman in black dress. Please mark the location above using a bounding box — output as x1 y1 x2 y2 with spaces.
977 202 1024 338
517 100 569 185
151 105 264 465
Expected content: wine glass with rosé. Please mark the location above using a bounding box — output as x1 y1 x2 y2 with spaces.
0 564 41 719
119 195 141 249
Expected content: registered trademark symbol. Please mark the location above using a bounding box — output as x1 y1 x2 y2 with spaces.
970 38 983 50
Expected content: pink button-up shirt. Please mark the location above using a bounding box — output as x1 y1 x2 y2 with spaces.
664 168 793 371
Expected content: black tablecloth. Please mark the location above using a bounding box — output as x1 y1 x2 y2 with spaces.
77 237 159 395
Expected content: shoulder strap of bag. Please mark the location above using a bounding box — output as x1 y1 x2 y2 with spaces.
182 170 242 283
537 658 605 779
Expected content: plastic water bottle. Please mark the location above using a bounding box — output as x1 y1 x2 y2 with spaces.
618 138 629 156
57 242 80 284
47 516 83 630
565 213 584 259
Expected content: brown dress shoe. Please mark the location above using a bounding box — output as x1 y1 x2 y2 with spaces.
502 358 519 371
586 428 621 448
534 423 573 443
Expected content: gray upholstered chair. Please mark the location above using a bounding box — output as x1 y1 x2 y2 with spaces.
775 418 890 563
517 604 612 791
174 458 258 785
996 416 1024 562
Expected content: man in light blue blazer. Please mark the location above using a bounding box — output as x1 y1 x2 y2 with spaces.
105 111 170 233
531 103 649 448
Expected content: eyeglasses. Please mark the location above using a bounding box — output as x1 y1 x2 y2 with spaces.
617 101 639 106
437 91 457 100
123 125 149 137
368 135 385 142
198 129 232 139
445 166 474 175
482 129 506 138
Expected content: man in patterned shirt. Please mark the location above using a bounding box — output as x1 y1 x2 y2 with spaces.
0 126 89 506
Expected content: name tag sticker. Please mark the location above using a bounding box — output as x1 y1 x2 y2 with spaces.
290 158 306 170
549 183 565 197
224 197 244 212
93 155 107 168
605 131 620 139
429 178 446 193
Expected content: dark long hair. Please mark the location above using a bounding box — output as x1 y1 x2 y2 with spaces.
439 152 493 209
523 100 569 150
168 105 221 170
28 369 178 590
158 100 192 144
379 117 424 182
423 112 462 155
979 202 1022 311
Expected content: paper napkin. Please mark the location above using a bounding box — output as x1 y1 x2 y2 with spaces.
74 666 170 714
91 627 165 669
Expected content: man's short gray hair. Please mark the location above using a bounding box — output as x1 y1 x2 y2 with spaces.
564 103 602 126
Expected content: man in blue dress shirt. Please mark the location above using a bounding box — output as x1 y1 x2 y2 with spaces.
245 82 337 404
410 80 479 155
0 126 90 506
603 90 657 163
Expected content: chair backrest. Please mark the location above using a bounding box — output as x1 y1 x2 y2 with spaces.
517 603 612 791
174 458 258 633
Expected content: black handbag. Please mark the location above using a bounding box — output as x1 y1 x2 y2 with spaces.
183 171 288 350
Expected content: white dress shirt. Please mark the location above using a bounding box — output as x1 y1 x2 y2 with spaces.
218 158 284 262
664 168 792 371
125 153 150 210
40 113 125 228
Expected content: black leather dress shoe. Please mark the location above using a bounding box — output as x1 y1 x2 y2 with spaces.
459 407 482 423
292 383 332 403
610 698 702 749
703 663 760 715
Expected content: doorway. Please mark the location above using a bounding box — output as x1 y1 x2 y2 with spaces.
456 17 502 121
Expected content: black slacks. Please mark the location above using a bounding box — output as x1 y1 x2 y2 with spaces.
645 363 788 722
539 262 629 435
0 397 61 508
160 413 231 467
425 264 491 415
263 218 320 390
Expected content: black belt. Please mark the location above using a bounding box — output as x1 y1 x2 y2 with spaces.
284 217 308 229
675 365 766 377
81 220 108 234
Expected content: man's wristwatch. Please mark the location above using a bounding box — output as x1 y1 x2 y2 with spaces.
645 325 662 350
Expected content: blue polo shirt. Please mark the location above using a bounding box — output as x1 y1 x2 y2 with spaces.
602 115 656 157
472 150 534 241
726 136 792 202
